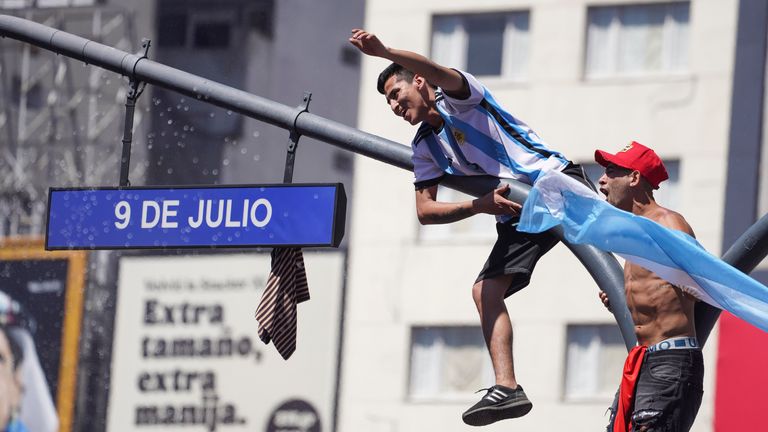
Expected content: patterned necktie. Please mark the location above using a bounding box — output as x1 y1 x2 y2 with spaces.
255 248 310 359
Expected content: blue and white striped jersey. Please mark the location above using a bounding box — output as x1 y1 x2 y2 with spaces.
412 70 569 189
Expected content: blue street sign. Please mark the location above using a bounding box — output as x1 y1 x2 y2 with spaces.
45 184 346 250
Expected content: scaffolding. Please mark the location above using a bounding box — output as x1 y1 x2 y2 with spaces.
0 3 146 237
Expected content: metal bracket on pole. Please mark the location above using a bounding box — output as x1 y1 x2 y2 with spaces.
283 92 312 184
118 38 151 187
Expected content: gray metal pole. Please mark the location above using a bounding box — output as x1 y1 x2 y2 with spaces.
0 15 412 168
696 213 768 346
0 14 636 348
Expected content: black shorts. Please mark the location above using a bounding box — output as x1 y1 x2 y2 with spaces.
475 163 596 298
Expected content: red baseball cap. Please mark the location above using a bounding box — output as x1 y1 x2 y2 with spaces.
594 141 669 189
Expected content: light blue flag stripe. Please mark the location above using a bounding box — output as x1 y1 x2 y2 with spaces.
518 170 768 332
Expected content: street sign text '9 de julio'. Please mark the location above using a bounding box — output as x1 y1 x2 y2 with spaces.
46 184 346 250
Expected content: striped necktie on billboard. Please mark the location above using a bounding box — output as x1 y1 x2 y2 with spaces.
255 248 310 359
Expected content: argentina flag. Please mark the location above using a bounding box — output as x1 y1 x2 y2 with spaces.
518 169 768 333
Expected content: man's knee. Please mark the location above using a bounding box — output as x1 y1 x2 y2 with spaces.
471 283 483 306
472 278 510 306
471 282 499 307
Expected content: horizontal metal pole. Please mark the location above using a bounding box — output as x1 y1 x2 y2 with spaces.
0 15 414 171
0 14 636 349
696 213 768 346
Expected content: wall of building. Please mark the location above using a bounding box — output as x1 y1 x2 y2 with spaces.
342 1 738 430
0 0 365 430
149 0 361 196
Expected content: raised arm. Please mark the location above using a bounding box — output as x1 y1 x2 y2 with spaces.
349 28 467 95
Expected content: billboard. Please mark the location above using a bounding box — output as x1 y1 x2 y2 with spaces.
107 252 344 431
0 238 86 432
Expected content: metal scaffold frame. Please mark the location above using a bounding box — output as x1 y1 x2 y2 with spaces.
0 7 146 237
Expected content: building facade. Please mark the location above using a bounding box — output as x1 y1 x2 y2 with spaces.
3 0 766 431
343 0 741 430
0 0 364 430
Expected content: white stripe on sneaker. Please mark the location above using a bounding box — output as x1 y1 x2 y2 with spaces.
484 389 509 403
491 389 508 399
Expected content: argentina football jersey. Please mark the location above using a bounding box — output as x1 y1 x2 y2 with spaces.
411 70 569 190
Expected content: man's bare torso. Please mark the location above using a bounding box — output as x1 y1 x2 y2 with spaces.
625 207 697 346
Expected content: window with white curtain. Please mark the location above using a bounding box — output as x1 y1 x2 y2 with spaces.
585 2 690 78
564 324 625 400
582 159 681 210
431 12 530 80
409 326 493 400
418 186 497 242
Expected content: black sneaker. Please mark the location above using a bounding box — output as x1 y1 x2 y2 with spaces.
462 384 533 426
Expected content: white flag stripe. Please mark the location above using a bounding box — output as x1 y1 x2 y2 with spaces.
619 253 723 308
518 169 768 333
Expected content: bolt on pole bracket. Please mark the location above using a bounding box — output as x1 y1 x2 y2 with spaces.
283 91 312 184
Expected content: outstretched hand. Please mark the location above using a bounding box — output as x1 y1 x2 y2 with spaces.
349 29 389 58
472 184 522 216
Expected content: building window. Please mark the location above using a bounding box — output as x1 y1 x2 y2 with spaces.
156 10 235 50
193 21 231 49
564 324 625 400
431 11 530 80
582 159 681 210
409 326 493 400
585 2 690 78
247 0 275 39
157 13 188 48
418 186 497 242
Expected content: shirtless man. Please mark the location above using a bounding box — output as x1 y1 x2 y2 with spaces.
596 142 703 432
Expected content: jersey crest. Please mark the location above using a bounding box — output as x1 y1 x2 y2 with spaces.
452 129 466 145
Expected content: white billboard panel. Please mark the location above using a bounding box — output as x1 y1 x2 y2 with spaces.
107 252 344 432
